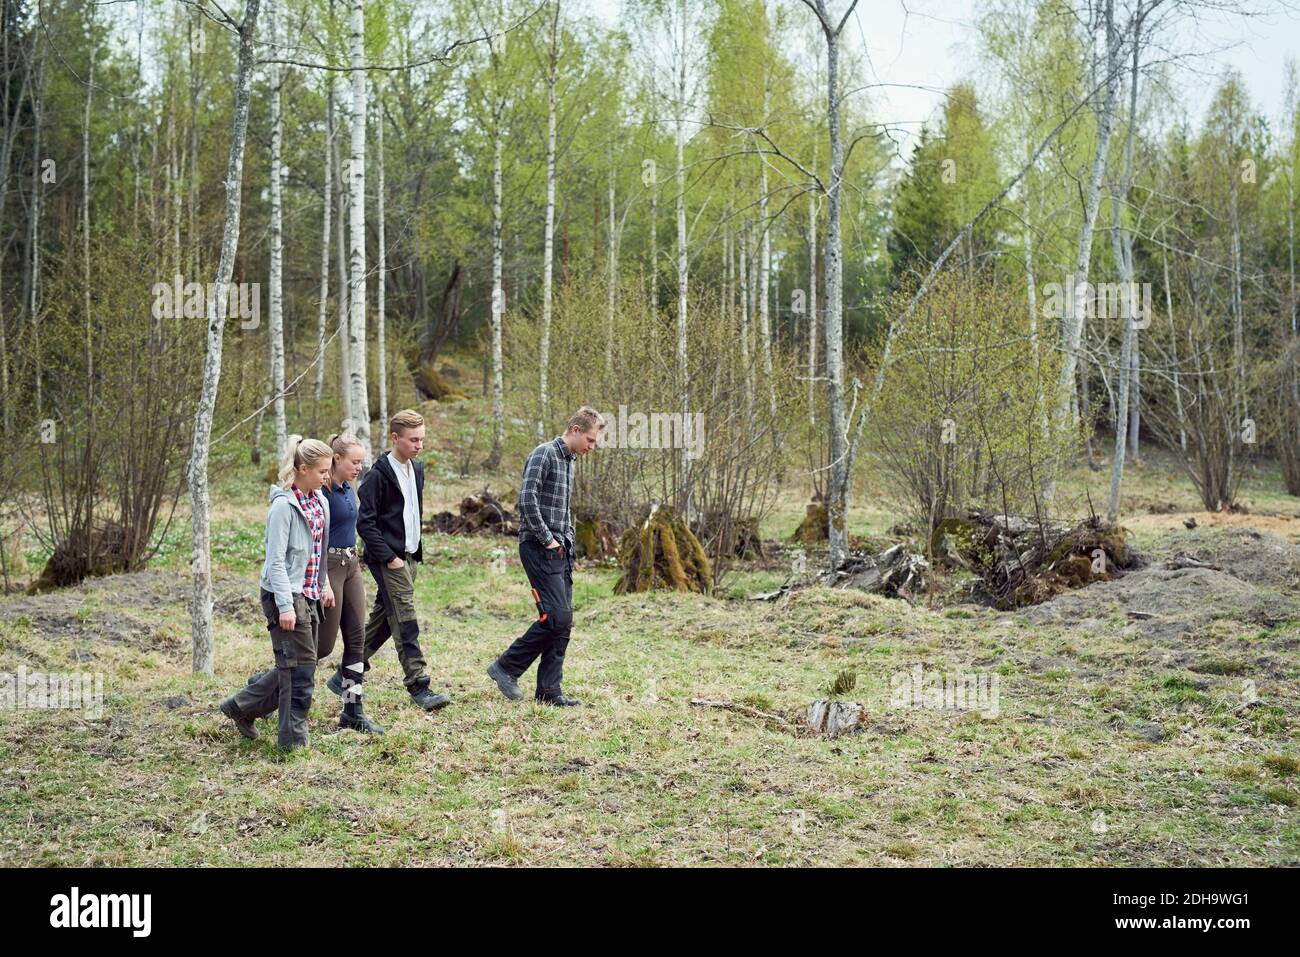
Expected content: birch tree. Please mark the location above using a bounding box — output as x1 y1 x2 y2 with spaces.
187 0 263 676
1047 0 1121 500
376 85 389 451
268 0 287 459
537 0 560 440
346 0 372 460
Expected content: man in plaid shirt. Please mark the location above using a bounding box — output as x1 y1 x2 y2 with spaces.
487 406 603 706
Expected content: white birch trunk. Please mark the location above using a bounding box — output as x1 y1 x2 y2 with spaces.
538 1 559 441
376 89 389 452
808 168 818 426
188 0 262 675
347 0 371 460
815 0 852 568
315 89 332 425
487 117 505 468
332 79 352 426
675 0 689 454
1048 0 1119 501
268 0 287 459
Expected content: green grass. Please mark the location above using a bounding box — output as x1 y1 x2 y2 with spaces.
1 513 1296 867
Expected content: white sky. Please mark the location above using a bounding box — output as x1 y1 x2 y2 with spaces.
590 0 1300 152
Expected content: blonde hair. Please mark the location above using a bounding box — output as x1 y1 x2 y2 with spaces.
566 406 606 434
388 409 425 438
327 432 365 456
277 435 333 488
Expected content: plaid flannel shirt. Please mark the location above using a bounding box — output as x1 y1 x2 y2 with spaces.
293 485 326 600
518 437 575 549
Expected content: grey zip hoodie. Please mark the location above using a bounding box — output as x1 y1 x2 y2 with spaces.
259 485 332 615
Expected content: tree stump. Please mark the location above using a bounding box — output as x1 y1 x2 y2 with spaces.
806 699 863 737
789 502 829 543
613 504 712 595
29 523 131 593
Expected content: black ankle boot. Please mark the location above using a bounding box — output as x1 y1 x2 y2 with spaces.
339 699 384 734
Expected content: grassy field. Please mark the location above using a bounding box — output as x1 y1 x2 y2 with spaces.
1 361 1298 867
1 449 1297 866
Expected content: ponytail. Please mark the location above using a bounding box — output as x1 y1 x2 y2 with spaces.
277 434 332 488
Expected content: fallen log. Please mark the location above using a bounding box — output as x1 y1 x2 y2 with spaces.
689 697 791 729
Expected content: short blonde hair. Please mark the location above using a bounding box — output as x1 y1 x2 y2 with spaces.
566 406 606 434
278 435 333 488
388 409 425 437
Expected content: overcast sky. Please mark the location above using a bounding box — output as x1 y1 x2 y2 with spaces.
594 0 1300 153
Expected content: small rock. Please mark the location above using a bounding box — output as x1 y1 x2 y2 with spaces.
1128 721 1166 742
163 695 190 710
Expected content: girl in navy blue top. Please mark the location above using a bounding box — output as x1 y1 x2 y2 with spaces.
317 434 384 734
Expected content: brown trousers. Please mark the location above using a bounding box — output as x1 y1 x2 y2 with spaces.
318 550 366 669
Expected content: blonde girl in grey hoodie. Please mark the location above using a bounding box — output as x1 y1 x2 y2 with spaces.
220 437 336 749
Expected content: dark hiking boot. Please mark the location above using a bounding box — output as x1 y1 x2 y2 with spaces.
535 692 582 707
410 688 450 711
220 698 258 739
338 704 385 735
487 660 524 701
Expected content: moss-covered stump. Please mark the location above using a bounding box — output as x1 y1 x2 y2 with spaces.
613 505 712 595
413 360 470 402
789 503 829 543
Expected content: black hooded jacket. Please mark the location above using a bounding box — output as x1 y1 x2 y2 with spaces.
357 454 425 565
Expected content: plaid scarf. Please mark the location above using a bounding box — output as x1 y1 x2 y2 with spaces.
292 486 325 600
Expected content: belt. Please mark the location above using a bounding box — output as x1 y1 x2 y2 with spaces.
328 546 357 557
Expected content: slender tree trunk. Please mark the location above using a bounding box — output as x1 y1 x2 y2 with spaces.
188 12 201 276
268 0 287 459
1107 20 1142 522
674 0 689 505
376 90 389 452
816 0 853 568
649 181 658 311
538 0 559 441
314 89 332 430
808 171 818 427
332 76 352 426
485 113 505 470
739 222 753 410
347 0 371 460
26 37 45 418
83 45 95 422
1161 225 1186 450
757 80 775 416
188 0 262 676
607 163 617 375
1128 346 1140 460
1048 0 1119 500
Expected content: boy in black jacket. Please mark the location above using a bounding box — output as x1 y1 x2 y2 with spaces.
332 409 450 712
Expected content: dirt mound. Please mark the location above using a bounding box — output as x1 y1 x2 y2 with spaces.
1022 564 1299 641
1133 526 1300 592
0 568 257 658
